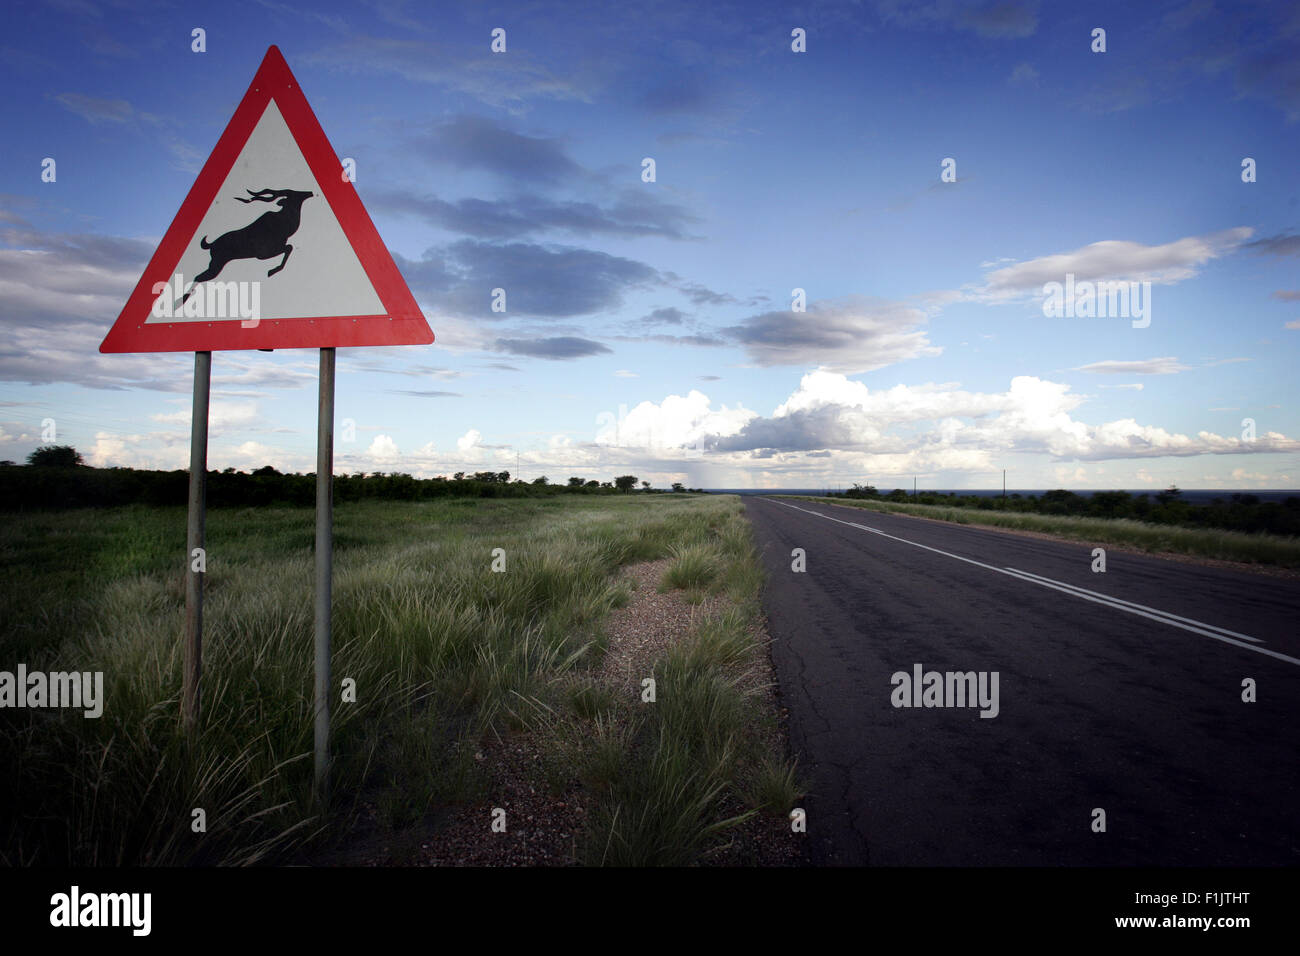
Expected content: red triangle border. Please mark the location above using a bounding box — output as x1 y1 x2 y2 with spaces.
100 45 433 353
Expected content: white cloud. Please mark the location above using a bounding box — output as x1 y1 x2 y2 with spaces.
228 441 288 466
1075 357 1191 375
367 435 400 461
0 424 32 446
151 400 263 435
1054 466 1088 484
414 310 498 353
967 227 1252 303
87 431 187 469
724 296 940 373
701 369 1297 463
596 389 755 451
456 429 482 453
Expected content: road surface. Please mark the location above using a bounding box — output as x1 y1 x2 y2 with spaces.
744 496 1300 866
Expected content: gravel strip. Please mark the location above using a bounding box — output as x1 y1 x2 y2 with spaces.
596 558 724 694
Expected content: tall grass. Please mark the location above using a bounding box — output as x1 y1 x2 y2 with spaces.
580 499 807 865
0 494 736 865
780 495 1300 567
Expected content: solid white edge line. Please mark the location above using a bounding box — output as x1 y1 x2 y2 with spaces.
766 497 1300 668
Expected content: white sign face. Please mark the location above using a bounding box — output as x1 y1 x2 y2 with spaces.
147 101 385 323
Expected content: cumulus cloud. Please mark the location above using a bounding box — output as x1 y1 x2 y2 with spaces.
75 366 1298 481
367 435 401 461
595 389 755 452
456 429 482 454
87 432 148 468
694 369 1297 463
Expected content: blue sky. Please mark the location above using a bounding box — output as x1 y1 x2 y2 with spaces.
2 0 1298 490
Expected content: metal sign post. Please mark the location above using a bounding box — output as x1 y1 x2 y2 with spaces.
183 351 211 734
313 347 335 798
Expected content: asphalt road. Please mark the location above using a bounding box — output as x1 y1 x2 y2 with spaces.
744 496 1300 866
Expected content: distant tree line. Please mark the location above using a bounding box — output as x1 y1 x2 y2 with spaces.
0 446 706 510
830 483 1300 537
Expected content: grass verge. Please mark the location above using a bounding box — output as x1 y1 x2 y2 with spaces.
0 493 803 866
576 502 806 865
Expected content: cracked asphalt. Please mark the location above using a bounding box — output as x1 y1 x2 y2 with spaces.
744 496 1300 866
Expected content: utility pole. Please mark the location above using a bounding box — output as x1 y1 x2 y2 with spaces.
1003 469 1006 501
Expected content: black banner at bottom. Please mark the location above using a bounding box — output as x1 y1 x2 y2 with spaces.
0 866 1287 943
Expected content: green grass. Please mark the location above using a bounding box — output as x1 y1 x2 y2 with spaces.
0 493 773 866
744 754 807 815
579 499 807 866
777 495 1300 568
660 541 721 591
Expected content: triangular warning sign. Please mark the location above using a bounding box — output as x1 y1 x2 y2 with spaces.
101 45 433 353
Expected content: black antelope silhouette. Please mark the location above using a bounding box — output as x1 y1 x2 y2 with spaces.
180 187 313 303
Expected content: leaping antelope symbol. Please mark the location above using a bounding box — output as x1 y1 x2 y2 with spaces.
180 187 313 304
